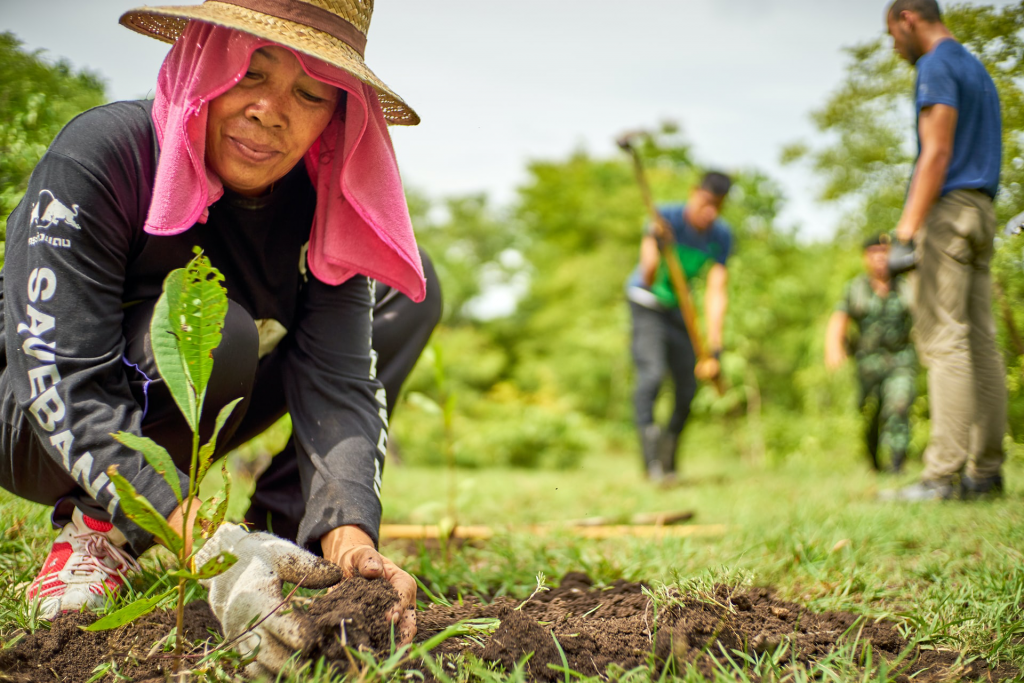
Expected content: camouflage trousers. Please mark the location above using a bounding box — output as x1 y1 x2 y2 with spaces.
858 358 915 472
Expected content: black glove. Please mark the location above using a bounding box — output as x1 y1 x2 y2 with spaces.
888 239 917 276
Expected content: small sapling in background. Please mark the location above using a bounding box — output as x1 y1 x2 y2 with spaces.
87 248 242 672
405 343 458 554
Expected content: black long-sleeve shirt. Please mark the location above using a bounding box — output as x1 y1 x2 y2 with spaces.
1 101 389 553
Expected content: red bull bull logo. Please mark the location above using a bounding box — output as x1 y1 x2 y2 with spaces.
29 190 82 231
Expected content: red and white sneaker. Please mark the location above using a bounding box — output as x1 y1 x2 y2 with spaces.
26 508 141 619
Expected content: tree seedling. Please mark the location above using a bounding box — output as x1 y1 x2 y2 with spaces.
85 249 241 673
405 343 458 556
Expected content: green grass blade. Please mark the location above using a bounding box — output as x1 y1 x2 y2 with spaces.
548 631 571 683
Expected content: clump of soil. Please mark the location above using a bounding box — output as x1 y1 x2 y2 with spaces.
306 576 401 658
0 601 220 683
480 606 562 679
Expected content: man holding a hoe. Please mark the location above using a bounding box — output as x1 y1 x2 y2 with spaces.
624 168 733 483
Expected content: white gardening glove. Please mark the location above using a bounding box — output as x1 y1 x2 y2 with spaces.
196 523 342 678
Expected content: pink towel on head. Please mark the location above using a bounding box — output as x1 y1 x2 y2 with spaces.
146 21 425 301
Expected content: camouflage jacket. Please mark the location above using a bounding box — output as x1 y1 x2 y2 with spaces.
836 274 916 373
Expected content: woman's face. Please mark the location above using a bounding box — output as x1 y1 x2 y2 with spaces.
206 45 340 196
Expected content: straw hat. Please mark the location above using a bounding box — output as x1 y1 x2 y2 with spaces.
119 0 419 125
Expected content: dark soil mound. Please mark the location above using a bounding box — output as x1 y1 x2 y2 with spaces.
480 606 562 679
306 576 402 658
409 577 1018 682
0 601 220 683
0 576 1018 682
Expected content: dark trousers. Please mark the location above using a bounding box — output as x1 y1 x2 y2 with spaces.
629 301 697 439
0 252 442 543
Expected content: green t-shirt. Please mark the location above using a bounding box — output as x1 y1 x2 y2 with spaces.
646 205 731 309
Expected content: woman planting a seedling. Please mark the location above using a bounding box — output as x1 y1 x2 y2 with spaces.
0 0 438 674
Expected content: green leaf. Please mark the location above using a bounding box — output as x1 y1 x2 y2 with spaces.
192 498 215 553
197 397 243 484
82 587 176 631
107 465 183 555
211 497 229 532
111 431 182 504
168 551 237 581
150 273 198 431
173 252 228 406
210 460 231 530
195 495 217 525
194 459 232 547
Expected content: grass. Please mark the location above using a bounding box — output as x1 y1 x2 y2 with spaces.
0 414 1022 681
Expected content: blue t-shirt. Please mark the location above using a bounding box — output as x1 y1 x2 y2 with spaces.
915 39 1001 198
625 204 732 309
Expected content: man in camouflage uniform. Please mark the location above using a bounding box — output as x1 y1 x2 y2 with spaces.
826 234 917 472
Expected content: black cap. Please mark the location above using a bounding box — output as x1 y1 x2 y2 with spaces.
863 233 892 250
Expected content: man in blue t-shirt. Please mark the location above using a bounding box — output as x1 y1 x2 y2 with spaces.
883 0 1007 501
625 171 732 482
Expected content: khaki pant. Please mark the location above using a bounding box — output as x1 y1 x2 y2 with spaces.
912 189 1007 483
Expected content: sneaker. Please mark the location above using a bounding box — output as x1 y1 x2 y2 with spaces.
26 508 141 619
961 472 1004 500
878 479 955 502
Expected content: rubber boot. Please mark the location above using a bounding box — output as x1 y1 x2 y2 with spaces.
658 430 680 486
640 424 663 482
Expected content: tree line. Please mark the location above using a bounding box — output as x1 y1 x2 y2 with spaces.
1 5 1021 471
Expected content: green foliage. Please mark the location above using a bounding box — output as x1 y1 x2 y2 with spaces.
199 398 245 484
105 465 183 555
786 1 1024 235
152 251 230 429
0 32 105 239
111 431 182 504
99 252 239 673
395 125 851 470
410 191 523 325
167 551 238 581
785 1 1024 440
994 234 1024 435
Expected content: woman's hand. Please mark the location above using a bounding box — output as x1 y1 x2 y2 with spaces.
321 525 417 645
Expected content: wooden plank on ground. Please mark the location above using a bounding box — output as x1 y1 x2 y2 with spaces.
379 522 725 541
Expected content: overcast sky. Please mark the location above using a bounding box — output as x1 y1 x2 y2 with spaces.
3 0 1009 239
